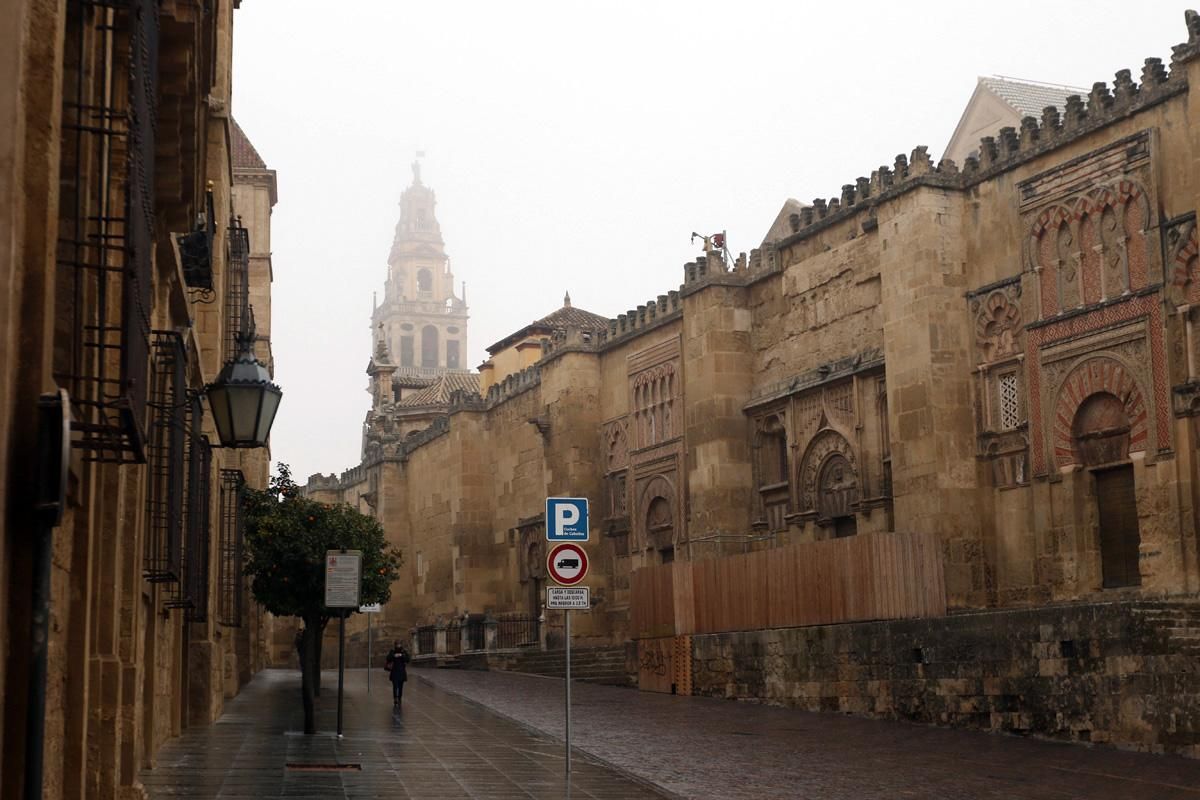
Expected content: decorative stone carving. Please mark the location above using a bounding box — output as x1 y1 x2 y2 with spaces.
974 288 1022 362
977 427 1029 487
1166 216 1198 303
637 474 677 551
1052 355 1148 467
517 523 546 583
603 418 629 471
797 429 857 514
817 453 858 519
1027 180 1152 315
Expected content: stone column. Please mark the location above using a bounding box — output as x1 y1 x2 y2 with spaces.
434 623 447 656
877 186 987 608
681 280 755 543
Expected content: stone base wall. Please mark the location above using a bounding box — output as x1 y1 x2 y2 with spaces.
690 600 1200 757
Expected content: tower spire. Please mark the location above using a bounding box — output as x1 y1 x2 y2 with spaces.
412 150 425 185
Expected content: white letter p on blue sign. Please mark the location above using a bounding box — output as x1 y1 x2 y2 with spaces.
546 497 589 542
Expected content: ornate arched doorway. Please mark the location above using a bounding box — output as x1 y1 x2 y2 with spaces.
1072 391 1140 588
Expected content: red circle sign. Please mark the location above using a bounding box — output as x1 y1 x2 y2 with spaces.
547 543 588 585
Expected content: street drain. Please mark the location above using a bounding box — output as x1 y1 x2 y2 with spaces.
285 763 362 772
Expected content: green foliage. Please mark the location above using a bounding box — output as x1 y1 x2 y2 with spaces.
243 464 402 620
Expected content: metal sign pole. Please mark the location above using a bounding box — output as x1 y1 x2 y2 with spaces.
336 611 346 738
565 609 572 776
367 612 372 695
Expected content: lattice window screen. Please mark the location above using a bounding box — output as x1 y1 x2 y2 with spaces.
999 373 1021 430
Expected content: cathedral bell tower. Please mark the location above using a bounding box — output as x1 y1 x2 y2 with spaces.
371 157 469 378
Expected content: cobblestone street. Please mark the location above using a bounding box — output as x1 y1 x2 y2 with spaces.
140 669 664 799
415 667 1200 800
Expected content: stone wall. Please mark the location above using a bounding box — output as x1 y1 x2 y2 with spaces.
691 601 1200 756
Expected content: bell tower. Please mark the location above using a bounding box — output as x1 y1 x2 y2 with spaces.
371 156 470 376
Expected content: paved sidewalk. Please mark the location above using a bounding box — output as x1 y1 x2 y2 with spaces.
140 668 665 799
415 667 1200 800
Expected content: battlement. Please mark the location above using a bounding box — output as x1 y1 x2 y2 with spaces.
775 13 1199 250
537 325 603 361
305 473 341 491
483 363 541 407
595 289 684 349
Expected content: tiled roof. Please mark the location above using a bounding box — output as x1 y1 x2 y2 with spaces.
231 118 268 171
486 300 610 355
531 305 610 332
979 76 1086 118
397 372 480 407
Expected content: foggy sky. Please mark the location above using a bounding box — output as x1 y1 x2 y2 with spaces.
229 1 1188 481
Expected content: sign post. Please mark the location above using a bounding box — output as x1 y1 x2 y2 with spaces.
360 603 382 694
546 498 590 777
325 550 362 738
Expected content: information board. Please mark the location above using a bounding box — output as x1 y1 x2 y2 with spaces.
324 550 362 608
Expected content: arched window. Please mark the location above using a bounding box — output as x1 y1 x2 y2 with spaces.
421 326 438 367
417 269 432 295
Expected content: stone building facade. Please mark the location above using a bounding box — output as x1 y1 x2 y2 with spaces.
1 2 276 797
308 15 1200 753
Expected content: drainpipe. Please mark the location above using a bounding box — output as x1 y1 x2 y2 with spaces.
25 390 69 800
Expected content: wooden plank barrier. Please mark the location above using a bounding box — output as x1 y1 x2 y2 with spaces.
630 530 947 637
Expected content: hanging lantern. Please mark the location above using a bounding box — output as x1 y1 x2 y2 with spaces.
205 312 281 448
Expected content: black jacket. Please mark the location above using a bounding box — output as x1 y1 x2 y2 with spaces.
385 648 408 683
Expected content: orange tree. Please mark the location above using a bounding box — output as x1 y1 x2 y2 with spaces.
242 464 401 734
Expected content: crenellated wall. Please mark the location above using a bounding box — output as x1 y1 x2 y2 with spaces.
304 17 1200 752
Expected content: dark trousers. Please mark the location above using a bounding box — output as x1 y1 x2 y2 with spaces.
392 680 404 703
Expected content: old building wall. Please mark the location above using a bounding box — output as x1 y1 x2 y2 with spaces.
877 186 981 607
955 57 1200 606
751 221 883 388
1 2 276 797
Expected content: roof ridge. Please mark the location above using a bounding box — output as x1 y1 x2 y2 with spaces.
985 74 1088 92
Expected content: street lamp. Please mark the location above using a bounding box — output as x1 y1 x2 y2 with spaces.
206 312 281 449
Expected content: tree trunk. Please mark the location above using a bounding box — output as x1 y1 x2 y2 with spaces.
313 620 325 697
299 617 319 735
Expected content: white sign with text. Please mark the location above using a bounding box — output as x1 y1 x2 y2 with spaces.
324 550 362 608
546 586 590 610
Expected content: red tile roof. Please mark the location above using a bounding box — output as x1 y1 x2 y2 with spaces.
231 118 268 171
486 301 610 355
397 372 481 407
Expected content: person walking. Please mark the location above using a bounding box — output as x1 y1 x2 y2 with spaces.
384 640 409 708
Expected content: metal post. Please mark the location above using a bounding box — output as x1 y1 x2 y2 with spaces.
565 610 572 776
367 612 372 695
25 391 68 800
336 612 346 737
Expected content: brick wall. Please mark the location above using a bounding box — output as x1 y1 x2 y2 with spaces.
690 601 1200 757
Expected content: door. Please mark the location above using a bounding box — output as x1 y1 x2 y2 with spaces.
1095 465 1141 588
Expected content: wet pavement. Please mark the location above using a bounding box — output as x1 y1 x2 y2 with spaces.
140 668 665 799
417 667 1200 800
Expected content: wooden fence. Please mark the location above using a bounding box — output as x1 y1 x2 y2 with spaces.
630 530 946 638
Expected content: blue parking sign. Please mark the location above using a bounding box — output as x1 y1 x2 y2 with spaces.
546 497 589 541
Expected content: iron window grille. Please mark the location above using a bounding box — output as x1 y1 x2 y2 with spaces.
217 469 246 627
144 332 186 583
169 395 212 620
224 221 250 361
178 189 216 292
54 0 158 464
